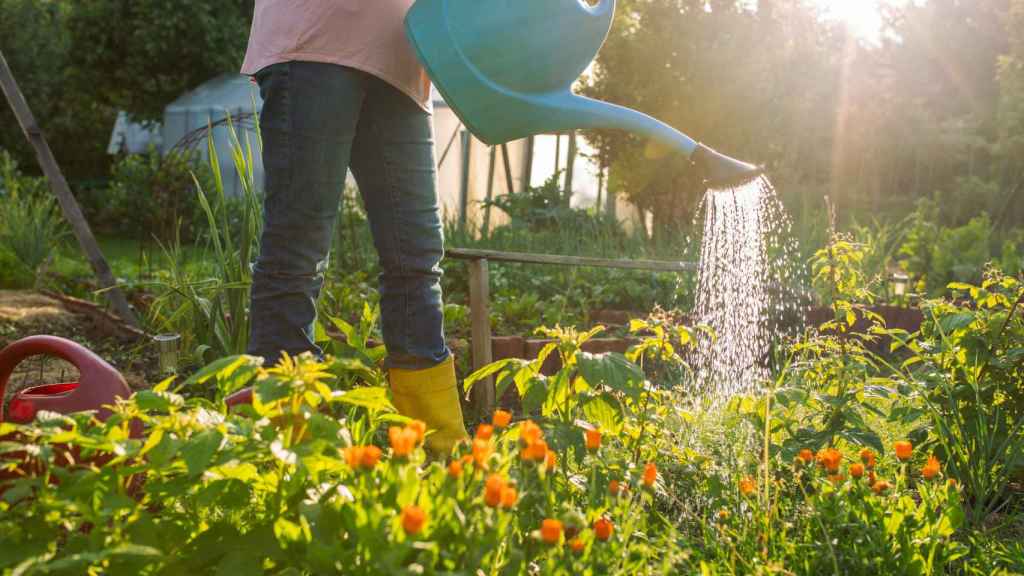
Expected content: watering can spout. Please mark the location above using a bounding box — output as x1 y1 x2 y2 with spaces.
406 0 763 189
560 96 763 188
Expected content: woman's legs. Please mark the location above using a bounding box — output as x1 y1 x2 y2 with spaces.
349 74 449 370
248 62 366 364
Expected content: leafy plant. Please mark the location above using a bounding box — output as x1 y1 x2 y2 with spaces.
0 157 67 285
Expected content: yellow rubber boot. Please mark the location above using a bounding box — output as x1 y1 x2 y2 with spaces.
388 356 468 455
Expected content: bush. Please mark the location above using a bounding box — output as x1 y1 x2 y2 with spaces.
93 148 216 244
0 151 68 284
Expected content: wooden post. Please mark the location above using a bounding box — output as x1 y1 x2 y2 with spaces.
483 146 496 236
500 143 515 196
468 258 494 415
0 50 140 327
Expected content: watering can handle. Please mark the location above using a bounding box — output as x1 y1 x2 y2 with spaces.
0 336 124 420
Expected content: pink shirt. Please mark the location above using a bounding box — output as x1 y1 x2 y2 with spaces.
241 0 432 111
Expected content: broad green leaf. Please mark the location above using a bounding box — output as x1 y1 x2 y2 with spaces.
581 393 624 434
464 358 526 395
134 390 184 412
181 429 223 477
331 386 392 412
577 352 643 400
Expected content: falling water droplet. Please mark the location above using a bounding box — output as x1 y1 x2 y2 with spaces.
688 176 808 405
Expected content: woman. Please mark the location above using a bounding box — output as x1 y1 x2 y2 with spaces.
241 0 467 453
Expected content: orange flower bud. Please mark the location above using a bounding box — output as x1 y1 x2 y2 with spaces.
717 509 730 521
739 477 756 497
868 470 877 486
475 424 494 441
519 420 543 446
849 463 865 479
828 473 845 485
500 486 518 508
894 441 913 462
389 426 418 457
448 459 463 478
816 448 842 473
921 455 941 480
472 438 493 467
545 448 557 471
585 428 602 451
860 448 876 469
493 409 512 428
521 438 548 462
361 445 382 469
407 420 427 444
541 518 563 544
484 474 505 508
643 462 657 487
344 446 364 469
569 538 585 554
401 505 427 535
609 480 626 496
593 517 614 541
798 449 815 465
871 479 891 494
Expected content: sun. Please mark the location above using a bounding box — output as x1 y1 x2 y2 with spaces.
810 0 887 40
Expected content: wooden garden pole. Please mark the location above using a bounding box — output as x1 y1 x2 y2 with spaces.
0 50 140 327
467 258 494 415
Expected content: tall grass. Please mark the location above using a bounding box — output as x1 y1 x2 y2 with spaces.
148 115 262 364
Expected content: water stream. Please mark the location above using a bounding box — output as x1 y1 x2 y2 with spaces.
689 176 806 404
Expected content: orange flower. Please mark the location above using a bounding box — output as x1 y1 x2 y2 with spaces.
401 505 427 535
472 438 493 467
816 448 842 473
609 480 626 496
540 519 563 544
361 445 382 469
569 538 585 554
739 477 756 497
921 455 941 480
493 409 512 428
828 473 845 485
389 426 418 457
798 449 815 465
860 448 876 469
868 470 877 486
894 440 913 462
717 509 730 521
947 478 958 488
871 479 891 495
407 420 427 444
849 463 865 479
643 462 657 487
585 428 602 451
344 446 364 469
593 517 614 541
345 445 381 470
521 438 548 462
484 474 506 508
545 448 557 471
519 420 543 446
500 486 518 508
448 459 463 478
475 424 494 441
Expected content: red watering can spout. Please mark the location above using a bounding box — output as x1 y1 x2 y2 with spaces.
0 336 132 423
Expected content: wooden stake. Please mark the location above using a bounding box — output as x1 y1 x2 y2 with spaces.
468 258 494 415
0 50 140 327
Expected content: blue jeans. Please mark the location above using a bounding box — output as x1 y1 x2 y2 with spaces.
248 61 449 369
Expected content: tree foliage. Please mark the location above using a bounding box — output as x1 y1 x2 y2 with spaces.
582 0 1024 237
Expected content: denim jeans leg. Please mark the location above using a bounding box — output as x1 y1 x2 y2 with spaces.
248 62 366 365
350 75 449 370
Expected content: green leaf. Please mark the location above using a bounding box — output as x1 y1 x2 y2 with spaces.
134 390 184 412
581 393 624 434
938 312 975 334
332 386 392 412
181 429 223 477
464 358 526 395
577 352 644 400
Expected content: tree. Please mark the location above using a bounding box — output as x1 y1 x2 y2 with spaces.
66 0 252 123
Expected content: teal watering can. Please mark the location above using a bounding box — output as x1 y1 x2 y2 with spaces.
405 0 762 188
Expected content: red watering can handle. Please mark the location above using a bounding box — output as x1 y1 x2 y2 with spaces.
0 336 127 422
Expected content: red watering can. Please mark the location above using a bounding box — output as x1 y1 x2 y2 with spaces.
0 335 132 424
